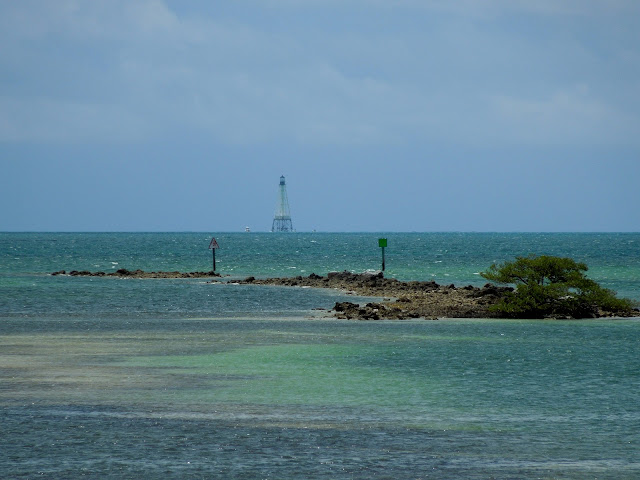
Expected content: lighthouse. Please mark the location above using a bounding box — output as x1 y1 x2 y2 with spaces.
271 175 293 232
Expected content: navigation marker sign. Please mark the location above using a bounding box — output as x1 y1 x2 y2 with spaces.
209 237 219 272
379 238 387 272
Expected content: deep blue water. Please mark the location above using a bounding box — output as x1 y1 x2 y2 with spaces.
1 232 639 479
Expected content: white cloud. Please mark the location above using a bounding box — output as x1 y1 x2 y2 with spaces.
0 0 639 148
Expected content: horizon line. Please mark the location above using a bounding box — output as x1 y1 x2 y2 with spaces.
2 230 639 234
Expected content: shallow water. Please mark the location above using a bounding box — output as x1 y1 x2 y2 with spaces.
2 316 640 479
1 233 639 478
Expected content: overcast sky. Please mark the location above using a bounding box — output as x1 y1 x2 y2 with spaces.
1 0 639 231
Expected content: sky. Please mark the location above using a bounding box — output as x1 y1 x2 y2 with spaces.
1 0 639 232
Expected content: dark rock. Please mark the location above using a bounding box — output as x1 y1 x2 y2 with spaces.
69 270 91 276
474 284 498 297
54 269 222 279
473 284 513 297
333 301 355 312
333 301 416 320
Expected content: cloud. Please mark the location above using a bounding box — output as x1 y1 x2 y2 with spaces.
251 0 640 17
0 0 638 148
489 85 640 146
0 96 148 143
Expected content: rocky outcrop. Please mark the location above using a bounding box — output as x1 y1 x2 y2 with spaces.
333 301 420 320
51 269 636 320
236 271 513 320
51 269 221 278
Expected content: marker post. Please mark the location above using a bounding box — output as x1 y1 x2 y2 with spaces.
208 237 220 273
378 238 387 272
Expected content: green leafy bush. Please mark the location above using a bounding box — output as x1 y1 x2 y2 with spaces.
481 255 636 318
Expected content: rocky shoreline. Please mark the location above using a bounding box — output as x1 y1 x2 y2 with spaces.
237 271 640 320
52 269 638 320
238 271 512 320
51 269 221 279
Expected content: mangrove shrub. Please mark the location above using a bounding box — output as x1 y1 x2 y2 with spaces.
481 255 635 318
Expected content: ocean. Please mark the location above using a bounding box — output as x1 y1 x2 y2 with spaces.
1 232 639 479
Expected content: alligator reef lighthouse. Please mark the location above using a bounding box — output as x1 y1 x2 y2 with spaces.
272 175 294 232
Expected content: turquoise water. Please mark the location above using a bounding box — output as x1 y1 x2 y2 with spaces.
1 233 639 478
3 231 639 297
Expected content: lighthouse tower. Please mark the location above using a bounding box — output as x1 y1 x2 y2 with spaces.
272 175 293 232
